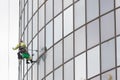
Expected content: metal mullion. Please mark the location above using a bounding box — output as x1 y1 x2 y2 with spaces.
26 1 29 80
53 0 54 80
85 0 88 79
62 0 64 80
44 1 46 80
98 0 102 79
37 0 39 80
73 0 75 80
31 0 33 80
114 0 118 79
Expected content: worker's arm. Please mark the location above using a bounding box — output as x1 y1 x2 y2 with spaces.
12 44 19 50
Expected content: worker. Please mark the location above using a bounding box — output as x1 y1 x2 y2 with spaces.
12 40 34 64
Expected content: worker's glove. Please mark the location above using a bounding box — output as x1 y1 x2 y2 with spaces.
12 47 15 50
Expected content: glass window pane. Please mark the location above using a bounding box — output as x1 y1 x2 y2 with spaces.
46 21 53 48
54 67 62 80
75 53 86 80
64 60 73 80
46 48 53 75
25 5 27 27
39 5 45 30
87 0 99 21
88 46 100 78
28 0 32 20
54 14 62 43
90 76 100 80
102 70 116 80
28 21 32 43
39 29 45 56
87 20 99 48
46 0 53 23
46 73 53 80
100 0 114 14
64 0 73 9
54 41 62 68
101 12 114 42
39 57 45 80
39 0 44 7
28 69 31 80
117 37 120 66
75 0 85 29
54 0 62 16
64 34 73 62
117 68 120 80
64 6 73 36
33 64 37 80
101 39 115 72
33 14 38 36
116 9 120 35
33 37 38 61
33 0 38 13
116 0 120 7
75 27 86 55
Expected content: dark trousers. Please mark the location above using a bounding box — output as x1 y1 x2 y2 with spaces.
17 48 26 59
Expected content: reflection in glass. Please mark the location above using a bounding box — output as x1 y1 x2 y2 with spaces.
87 20 99 48
64 6 73 36
116 9 120 35
75 0 85 29
100 0 114 14
64 34 73 62
87 0 99 21
46 0 53 23
54 14 62 43
101 12 114 42
54 41 62 68
75 27 86 55
101 39 115 72
117 37 120 66
64 0 73 9
46 48 53 75
54 67 62 80
75 53 86 80
54 0 62 16
46 21 53 48
88 46 100 78
102 70 116 80
64 60 73 80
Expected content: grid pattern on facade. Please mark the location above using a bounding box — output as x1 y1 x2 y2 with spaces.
19 0 120 80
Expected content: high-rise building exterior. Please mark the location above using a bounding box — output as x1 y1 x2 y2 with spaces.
19 0 120 80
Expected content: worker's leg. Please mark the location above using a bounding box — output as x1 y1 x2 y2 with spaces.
17 51 23 59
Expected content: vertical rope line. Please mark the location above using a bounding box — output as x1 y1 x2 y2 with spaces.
8 0 10 79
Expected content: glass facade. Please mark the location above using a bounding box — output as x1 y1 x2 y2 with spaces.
19 0 120 80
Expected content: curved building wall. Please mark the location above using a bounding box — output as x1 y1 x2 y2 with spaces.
19 0 120 80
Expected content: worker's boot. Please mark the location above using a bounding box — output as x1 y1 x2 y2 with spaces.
26 60 29 64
